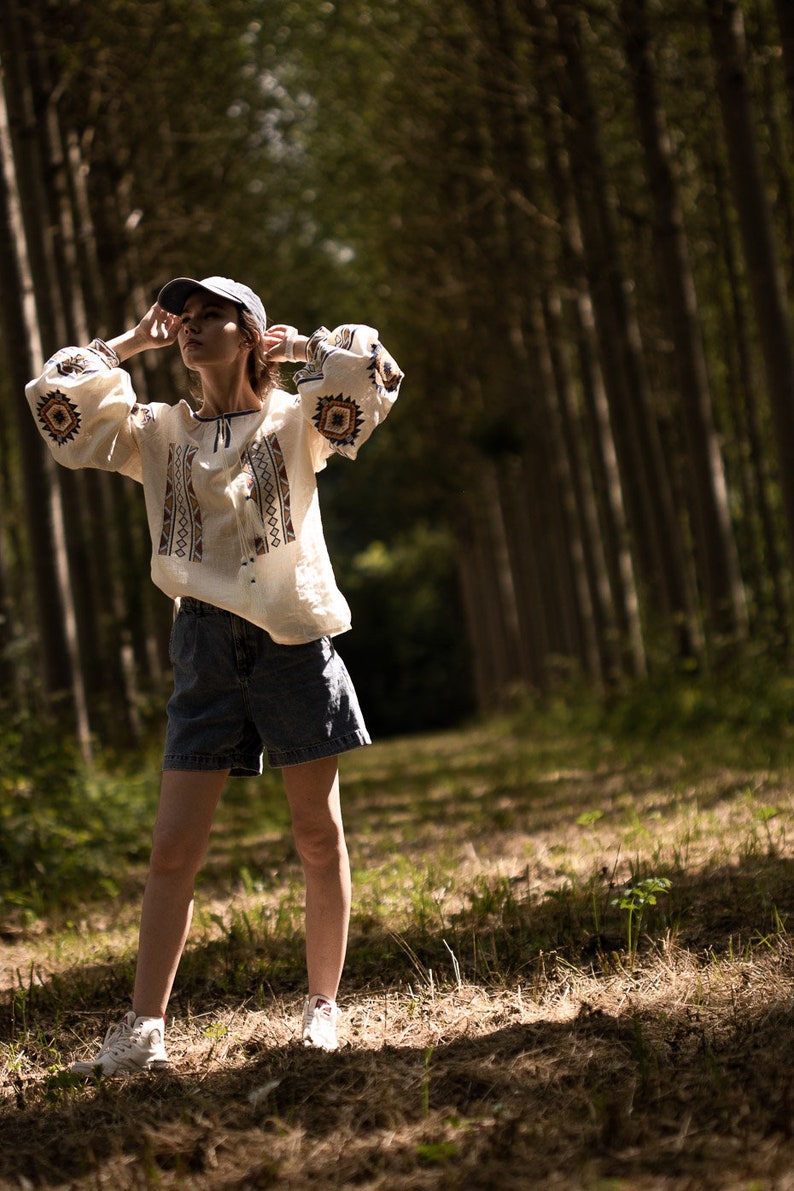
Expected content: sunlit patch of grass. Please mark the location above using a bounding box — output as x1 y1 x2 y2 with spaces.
3 706 794 1187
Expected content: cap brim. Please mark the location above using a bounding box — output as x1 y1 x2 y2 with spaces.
156 276 266 335
157 277 206 314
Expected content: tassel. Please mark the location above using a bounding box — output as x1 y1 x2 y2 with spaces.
213 415 232 452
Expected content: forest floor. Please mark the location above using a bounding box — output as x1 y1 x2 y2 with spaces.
3 712 794 1189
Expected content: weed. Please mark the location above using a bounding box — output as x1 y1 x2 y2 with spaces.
422 1045 434 1117
611 877 672 963
43 1069 88 1100
577 808 605 828
416 1140 459 1163
443 939 463 990
751 802 785 854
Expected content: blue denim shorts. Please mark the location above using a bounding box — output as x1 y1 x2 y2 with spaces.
163 598 370 774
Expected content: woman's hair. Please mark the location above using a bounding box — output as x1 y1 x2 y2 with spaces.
185 307 281 404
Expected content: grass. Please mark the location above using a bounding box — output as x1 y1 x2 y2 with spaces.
3 707 794 1188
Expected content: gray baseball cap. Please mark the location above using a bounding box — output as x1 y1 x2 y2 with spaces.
157 275 267 335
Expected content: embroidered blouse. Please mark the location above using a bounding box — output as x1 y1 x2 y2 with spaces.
26 325 403 644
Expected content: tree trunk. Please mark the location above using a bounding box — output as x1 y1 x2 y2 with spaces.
774 0 794 131
531 293 604 688
622 0 748 645
710 150 790 644
540 100 647 678
707 0 794 574
540 0 702 660
0 0 93 757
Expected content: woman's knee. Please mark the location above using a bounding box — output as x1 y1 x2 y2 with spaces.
292 818 346 871
148 828 208 879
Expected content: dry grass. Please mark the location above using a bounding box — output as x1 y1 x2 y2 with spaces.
3 716 794 1189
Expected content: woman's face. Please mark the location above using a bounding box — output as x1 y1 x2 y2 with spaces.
178 293 247 369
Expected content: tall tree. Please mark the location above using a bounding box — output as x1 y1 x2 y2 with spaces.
707 0 794 578
0 35 92 758
621 0 748 645
547 0 703 657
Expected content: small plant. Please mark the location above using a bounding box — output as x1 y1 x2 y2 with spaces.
43 1069 89 1101
752 804 783 854
422 1045 434 1117
201 1021 229 1040
611 876 672 963
416 1140 459 1164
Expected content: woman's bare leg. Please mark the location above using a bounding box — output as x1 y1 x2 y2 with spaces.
282 755 350 999
132 768 229 1018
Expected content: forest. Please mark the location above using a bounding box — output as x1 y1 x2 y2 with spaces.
8 6 794 1187
2 0 794 756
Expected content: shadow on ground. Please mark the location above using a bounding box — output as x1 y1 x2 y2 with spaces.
2 995 794 1190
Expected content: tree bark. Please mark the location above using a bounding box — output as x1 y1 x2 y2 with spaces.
622 0 748 645
0 52 91 755
542 0 702 659
707 0 794 574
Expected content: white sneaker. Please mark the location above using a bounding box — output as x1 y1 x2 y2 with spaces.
302 995 340 1050
71 1011 169 1076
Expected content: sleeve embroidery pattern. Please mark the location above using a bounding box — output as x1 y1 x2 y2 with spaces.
294 326 338 384
87 338 121 368
55 352 99 378
312 395 364 450
159 443 203 561
131 404 155 429
369 342 402 393
37 390 82 446
242 434 296 554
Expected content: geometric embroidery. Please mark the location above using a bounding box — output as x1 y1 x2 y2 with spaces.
242 433 295 554
311 394 363 449
295 325 355 386
55 353 93 378
158 443 202 561
37 390 82 446
131 403 154 429
368 342 402 393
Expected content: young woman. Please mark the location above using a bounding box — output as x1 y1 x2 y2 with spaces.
25 276 402 1072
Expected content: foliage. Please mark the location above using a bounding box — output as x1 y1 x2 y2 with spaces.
611 876 672 964
502 646 794 768
0 712 155 919
335 523 476 736
0 705 298 922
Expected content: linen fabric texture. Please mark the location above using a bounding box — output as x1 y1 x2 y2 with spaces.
26 325 403 645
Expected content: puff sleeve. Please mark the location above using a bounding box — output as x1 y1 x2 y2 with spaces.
25 341 144 481
294 324 403 464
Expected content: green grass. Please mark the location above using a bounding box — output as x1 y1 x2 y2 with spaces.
3 693 794 1187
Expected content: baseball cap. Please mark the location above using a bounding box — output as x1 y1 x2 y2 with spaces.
157 275 267 335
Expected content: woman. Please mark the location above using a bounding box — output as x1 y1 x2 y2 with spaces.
25 275 403 1072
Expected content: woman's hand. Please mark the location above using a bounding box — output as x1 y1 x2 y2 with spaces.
136 304 182 348
263 324 309 363
107 304 181 361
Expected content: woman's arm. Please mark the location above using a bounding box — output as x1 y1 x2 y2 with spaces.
263 323 309 363
106 304 181 362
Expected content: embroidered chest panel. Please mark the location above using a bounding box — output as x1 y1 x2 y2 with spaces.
157 432 294 562
159 444 202 561
242 435 295 554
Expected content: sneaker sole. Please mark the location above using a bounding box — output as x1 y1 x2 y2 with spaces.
71 1058 170 1077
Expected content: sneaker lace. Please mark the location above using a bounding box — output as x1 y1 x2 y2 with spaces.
101 1017 154 1059
304 997 334 1026
99 1019 133 1053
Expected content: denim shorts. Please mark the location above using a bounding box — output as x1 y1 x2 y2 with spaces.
163 598 370 774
